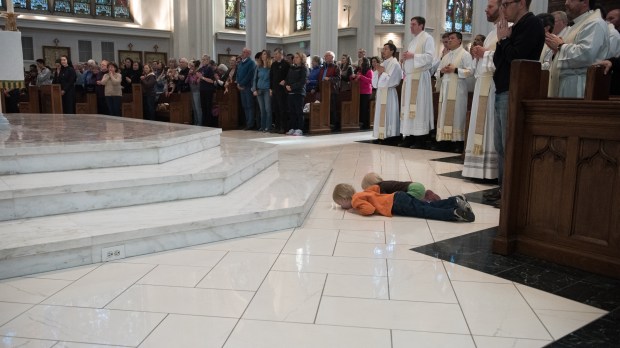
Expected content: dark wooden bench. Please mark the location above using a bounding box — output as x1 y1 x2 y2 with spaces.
493 60 620 279
214 83 239 130
121 84 143 119
307 79 331 134
39 85 63 114
340 79 360 131
18 86 40 113
155 91 192 124
75 91 97 115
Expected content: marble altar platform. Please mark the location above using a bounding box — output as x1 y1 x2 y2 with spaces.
0 114 333 279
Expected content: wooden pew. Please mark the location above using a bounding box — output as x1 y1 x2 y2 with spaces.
308 79 331 134
215 83 239 130
75 92 97 114
156 92 191 124
493 60 620 279
39 85 63 114
121 84 144 119
18 86 40 113
340 79 360 131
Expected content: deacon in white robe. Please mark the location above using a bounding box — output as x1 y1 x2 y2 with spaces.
435 32 473 143
546 8 609 98
372 43 403 140
463 11 500 180
399 17 435 143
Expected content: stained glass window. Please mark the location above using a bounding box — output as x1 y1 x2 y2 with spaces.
73 0 90 15
445 0 473 33
225 0 246 30
381 0 405 25
10 0 130 20
54 0 71 13
295 0 311 32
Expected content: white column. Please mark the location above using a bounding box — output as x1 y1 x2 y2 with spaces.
529 0 549 15
246 0 267 54
472 0 493 37
356 0 375 57
311 0 339 57
404 0 427 46
196 1 215 58
171 0 190 58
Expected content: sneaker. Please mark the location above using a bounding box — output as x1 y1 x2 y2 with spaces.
286 129 295 135
455 195 472 212
454 208 475 222
483 189 501 201
293 129 303 136
257 128 264 132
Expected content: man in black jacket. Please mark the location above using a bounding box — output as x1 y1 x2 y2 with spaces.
487 0 544 208
270 48 290 133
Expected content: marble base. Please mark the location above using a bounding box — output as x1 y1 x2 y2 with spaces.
0 155 333 279
0 138 278 220
0 114 221 174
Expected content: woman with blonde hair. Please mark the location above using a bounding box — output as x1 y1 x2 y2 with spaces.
253 50 273 132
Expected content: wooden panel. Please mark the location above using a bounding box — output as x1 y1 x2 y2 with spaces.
308 80 331 134
76 93 97 114
493 60 620 278
215 83 238 130
39 85 63 114
340 79 360 131
18 86 40 113
122 84 143 119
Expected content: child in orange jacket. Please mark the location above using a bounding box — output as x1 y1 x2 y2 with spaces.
333 183 474 222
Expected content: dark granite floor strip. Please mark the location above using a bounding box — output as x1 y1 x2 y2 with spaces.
412 227 620 347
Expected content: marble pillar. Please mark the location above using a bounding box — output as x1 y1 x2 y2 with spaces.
171 0 190 58
404 0 427 47
472 0 494 38
356 0 375 59
529 0 549 15
311 0 339 58
246 0 267 55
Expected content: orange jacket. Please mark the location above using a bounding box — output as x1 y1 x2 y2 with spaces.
352 185 395 216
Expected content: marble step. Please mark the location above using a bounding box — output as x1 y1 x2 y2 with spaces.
0 152 334 279
0 138 278 221
0 114 221 174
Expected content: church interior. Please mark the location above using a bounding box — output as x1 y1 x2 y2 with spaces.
0 0 619 347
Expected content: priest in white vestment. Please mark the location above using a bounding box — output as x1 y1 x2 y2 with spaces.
435 32 473 151
546 2 609 98
372 42 403 141
463 0 500 180
398 16 435 149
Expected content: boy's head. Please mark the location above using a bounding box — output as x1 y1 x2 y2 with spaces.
332 183 356 209
361 172 383 190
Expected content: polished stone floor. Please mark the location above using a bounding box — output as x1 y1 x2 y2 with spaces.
0 129 613 347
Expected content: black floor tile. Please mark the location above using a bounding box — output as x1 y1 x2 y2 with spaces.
411 206 620 347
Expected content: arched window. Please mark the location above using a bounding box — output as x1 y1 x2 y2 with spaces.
381 0 405 25
225 0 246 30
445 0 473 33
295 0 311 32
8 0 131 20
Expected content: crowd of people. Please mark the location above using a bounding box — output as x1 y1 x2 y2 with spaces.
6 0 619 210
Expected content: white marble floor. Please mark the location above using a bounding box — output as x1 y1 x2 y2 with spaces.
0 131 606 348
